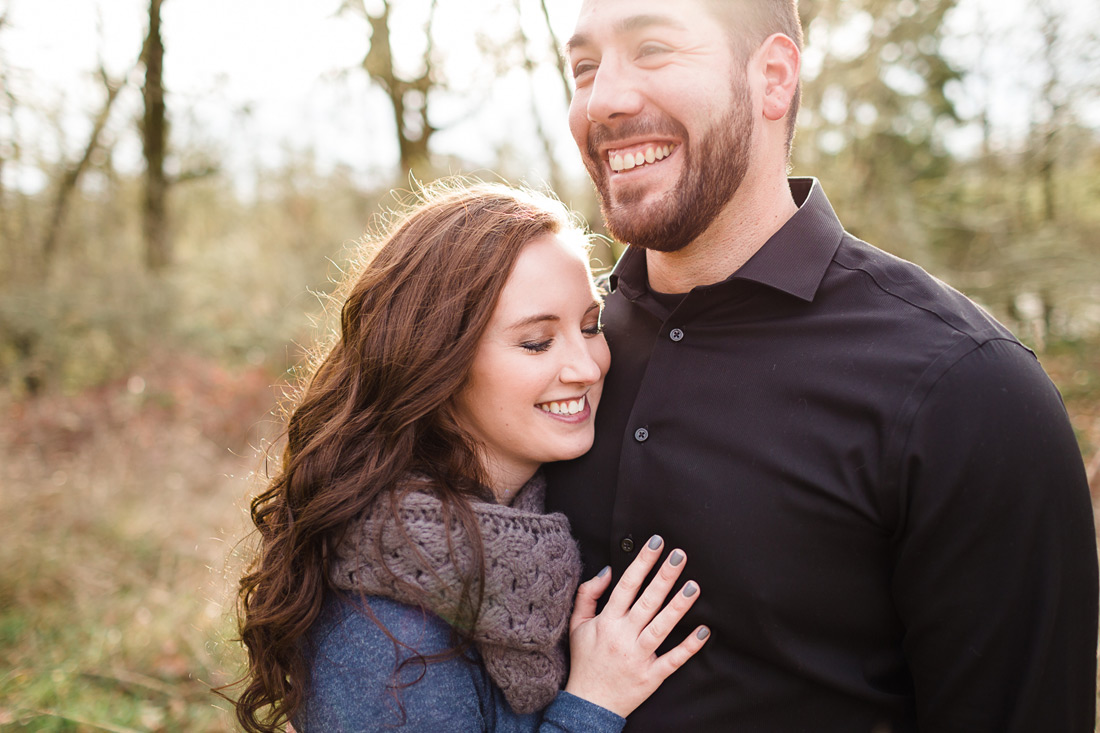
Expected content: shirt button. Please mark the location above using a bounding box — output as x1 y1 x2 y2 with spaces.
670 328 684 342
634 427 649 442
620 537 635 553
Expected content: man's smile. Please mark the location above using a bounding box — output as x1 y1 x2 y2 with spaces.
608 143 677 173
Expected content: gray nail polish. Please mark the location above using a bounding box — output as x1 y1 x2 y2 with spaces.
669 550 684 566
697 626 710 640
683 582 698 597
597 565 610 578
648 535 663 550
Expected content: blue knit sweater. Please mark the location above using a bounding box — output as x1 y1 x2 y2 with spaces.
294 593 626 732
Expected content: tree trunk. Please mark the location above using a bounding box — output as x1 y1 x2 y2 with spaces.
1035 0 1065 223
142 0 169 272
363 0 437 178
0 12 13 268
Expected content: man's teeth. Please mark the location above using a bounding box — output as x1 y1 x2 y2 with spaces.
609 144 674 172
538 395 587 415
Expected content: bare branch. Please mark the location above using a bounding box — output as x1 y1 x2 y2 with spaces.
170 164 219 185
517 0 563 191
41 63 130 270
538 0 573 104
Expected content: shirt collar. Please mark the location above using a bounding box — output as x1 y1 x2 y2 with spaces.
610 177 845 303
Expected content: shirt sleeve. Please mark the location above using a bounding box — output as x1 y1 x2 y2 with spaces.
529 691 625 733
890 338 1097 732
297 596 625 733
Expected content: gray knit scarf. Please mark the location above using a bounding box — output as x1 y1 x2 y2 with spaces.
329 472 582 714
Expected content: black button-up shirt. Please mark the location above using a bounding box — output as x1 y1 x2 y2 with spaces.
546 179 1097 732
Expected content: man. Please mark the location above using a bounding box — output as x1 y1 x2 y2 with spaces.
545 0 1098 730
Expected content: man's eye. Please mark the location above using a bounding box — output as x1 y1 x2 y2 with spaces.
572 61 598 79
638 43 670 58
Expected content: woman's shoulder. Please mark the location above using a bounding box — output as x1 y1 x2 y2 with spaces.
298 593 492 731
310 593 456 657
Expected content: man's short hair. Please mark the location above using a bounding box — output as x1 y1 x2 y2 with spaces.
704 0 803 156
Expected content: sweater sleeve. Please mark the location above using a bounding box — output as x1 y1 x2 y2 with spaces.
890 339 1097 731
295 594 624 733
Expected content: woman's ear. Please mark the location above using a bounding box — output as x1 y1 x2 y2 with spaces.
759 33 800 122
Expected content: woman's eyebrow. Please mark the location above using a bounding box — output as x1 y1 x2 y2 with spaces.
505 314 559 331
505 302 599 331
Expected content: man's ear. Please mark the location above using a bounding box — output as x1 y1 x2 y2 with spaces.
759 33 800 122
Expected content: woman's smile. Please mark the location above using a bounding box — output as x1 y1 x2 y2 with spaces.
536 393 591 418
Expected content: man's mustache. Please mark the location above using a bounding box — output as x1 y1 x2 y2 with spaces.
586 116 688 159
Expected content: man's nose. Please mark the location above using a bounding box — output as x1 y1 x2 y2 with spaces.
585 60 644 124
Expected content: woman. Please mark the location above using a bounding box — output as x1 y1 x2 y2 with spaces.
234 181 709 732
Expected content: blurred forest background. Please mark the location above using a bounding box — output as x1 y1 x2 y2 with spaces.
1 0 1098 729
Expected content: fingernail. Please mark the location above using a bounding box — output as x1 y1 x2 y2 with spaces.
696 626 710 640
669 550 684 566
597 565 610 578
648 535 663 550
682 582 698 598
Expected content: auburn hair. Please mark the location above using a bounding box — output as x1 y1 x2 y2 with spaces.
230 180 586 732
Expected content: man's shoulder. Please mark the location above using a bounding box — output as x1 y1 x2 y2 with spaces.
831 234 1018 347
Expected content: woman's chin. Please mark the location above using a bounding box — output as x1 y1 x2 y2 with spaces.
548 436 596 463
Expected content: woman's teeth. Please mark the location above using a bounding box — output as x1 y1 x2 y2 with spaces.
538 395 586 415
609 144 675 172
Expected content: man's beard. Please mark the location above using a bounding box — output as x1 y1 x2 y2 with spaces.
584 80 754 253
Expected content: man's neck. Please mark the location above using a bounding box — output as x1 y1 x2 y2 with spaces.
646 174 798 294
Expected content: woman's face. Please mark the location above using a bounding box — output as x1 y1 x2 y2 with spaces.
455 233 611 495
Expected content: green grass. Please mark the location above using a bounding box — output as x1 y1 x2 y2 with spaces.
0 356 268 731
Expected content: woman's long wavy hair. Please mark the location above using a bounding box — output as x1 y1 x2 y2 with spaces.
232 181 584 732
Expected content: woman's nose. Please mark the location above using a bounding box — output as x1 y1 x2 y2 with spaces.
559 339 604 386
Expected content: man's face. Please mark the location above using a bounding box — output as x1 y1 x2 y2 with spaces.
567 0 757 253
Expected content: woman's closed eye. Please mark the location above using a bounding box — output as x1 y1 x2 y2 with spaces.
521 339 553 353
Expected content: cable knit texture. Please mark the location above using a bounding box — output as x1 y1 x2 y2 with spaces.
329 472 581 714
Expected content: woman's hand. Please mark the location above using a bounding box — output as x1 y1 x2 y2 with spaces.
564 535 710 717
